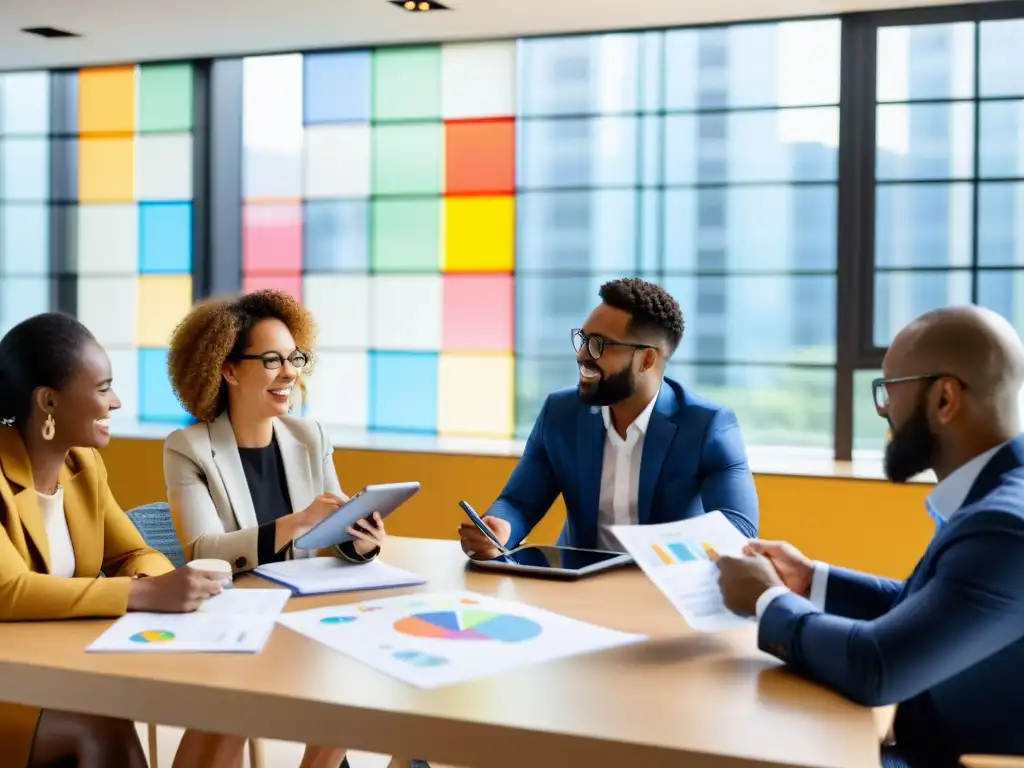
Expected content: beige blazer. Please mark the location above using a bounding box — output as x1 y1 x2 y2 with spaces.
164 413 353 571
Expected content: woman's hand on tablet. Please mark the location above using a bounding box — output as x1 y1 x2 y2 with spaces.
347 511 387 556
279 493 348 549
302 493 348 528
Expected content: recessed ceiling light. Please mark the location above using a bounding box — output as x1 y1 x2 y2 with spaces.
21 26 80 39
389 0 450 11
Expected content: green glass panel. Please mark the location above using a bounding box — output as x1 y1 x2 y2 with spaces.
138 64 193 133
372 47 441 121
372 123 442 196
371 198 440 272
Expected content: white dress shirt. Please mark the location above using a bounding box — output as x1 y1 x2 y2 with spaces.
595 391 660 552
754 441 1008 621
37 487 76 578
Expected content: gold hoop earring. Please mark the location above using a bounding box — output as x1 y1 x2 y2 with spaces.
42 414 55 441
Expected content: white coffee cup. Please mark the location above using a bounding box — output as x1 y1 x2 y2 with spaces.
187 558 233 588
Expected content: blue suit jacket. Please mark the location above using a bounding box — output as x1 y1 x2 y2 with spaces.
487 377 759 549
760 436 1024 767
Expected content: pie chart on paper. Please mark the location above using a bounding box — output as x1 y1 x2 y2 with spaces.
130 630 175 644
394 610 542 643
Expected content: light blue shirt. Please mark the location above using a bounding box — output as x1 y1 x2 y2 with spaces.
755 442 1009 620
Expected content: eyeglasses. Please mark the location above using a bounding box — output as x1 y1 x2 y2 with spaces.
571 328 657 360
871 373 964 411
236 351 311 370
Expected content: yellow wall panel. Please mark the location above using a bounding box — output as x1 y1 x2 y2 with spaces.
443 196 514 272
79 66 136 135
79 138 134 202
102 437 933 580
136 275 192 347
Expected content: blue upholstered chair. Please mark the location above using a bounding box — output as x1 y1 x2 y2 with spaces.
124 502 265 768
125 503 185 568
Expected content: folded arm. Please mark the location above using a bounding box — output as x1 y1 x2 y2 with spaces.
0 452 172 620
821 564 903 620
698 407 758 538
487 397 561 548
759 514 1024 707
0 536 134 620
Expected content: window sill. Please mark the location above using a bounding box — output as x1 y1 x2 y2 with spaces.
112 419 933 484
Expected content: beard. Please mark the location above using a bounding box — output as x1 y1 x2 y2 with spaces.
577 364 637 406
883 396 939 483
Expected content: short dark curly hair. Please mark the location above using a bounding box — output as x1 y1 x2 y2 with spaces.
168 289 317 422
599 277 684 354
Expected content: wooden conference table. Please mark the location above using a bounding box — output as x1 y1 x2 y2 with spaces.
0 538 882 768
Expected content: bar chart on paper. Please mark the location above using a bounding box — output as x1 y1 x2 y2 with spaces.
650 541 717 566
612 512 752 633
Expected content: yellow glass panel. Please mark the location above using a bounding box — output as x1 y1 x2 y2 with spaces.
78 66 136 135
442 196 514 272
437 353 514 437
79 138 134 202
136 275 192 346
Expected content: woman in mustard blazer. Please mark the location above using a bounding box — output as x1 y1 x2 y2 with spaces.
0 313 241 768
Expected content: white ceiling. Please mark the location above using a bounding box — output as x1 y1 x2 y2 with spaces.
0 0 983 70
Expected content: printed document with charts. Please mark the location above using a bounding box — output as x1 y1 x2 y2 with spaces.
86 589 291 653
612 511 754 632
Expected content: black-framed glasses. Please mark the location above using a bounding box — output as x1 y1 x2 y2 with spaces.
236 351 311 371
871 373 964 411
572 328 657 360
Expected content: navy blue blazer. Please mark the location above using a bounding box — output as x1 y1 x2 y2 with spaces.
487 377 759 549
760 436 1024 767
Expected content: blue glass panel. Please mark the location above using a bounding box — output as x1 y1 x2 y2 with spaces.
369 351 438 433
303 51 372 125
138 347 190 423
0 277 49 336
303 200 369 271
515 191 639 273
0 204 48 276
1 138 49 201
516 118 638 189
139 202 192 274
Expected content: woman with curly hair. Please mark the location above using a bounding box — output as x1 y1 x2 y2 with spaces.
164 289 385 569
164 290 389 767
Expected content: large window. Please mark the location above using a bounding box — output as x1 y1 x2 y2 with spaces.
241 44 517 438
872 18 1024 342
2 3 1022 457
515 23 842 447
0 71 52 335
240 22 843 447
0 64 196 427
72 64 196 425
849 8 1024 455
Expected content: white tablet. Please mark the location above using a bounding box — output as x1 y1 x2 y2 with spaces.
294 482 420 549
468 545 634 580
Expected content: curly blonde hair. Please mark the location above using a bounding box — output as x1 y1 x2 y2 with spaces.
167 289 318 422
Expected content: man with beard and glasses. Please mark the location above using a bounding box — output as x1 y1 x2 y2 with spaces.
457 277 758 560
713 305 1024 768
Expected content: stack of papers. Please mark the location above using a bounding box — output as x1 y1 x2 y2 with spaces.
87 588 291 653
612 511 755 632
254 557 426 596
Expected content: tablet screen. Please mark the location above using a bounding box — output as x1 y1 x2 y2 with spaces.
500 546 623 571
